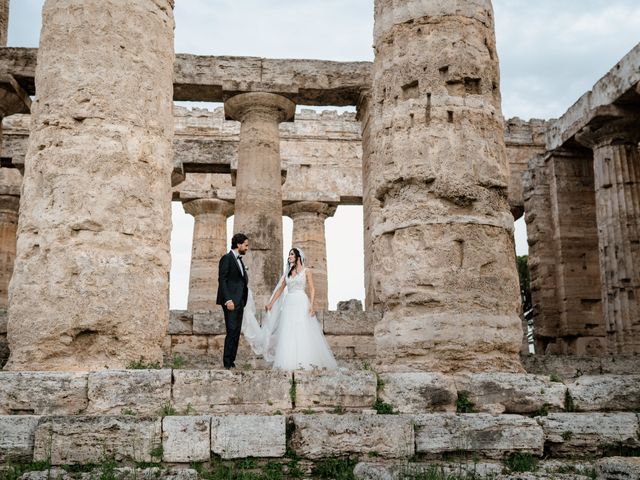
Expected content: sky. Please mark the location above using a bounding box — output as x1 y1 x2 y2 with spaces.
7 1 640 309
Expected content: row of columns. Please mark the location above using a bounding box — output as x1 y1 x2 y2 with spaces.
183 197 336 312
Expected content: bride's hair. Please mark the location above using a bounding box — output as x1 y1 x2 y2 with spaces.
287 248 302 277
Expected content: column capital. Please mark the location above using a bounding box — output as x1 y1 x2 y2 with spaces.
283 201 337 220
575 107 640 148
224 92 295 124
183 198 234 218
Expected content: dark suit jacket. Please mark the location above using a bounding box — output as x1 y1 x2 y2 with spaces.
216 251 249 308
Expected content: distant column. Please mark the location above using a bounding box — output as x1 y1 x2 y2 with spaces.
183 198 234 312
283 201 336 310
225 92 295 309
577 114 640 354
0 194 18 308
0 0 9 47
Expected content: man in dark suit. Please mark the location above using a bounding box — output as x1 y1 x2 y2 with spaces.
216 233 249 369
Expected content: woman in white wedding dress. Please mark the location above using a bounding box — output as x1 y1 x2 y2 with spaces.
241 247 337 370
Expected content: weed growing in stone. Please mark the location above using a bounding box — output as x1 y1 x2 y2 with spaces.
169 354 185 369
504 453 538 473
455 392 474 413
126 358 161 369
564 390 576 412
159 401 177 416
312 457 356 480
373 398 396 414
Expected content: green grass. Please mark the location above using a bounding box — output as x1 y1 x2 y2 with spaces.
533 403 550 417
504 452 538 473
564 390 576 412
168 354 186 369
0 460 52 480
311 458 356 480
372 398 396 414
549 373 563 383
159 401 177 416
396 464 482 480
126 358 161 369
455 392 475 413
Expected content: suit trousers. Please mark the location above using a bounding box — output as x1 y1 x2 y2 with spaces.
222 304 244 368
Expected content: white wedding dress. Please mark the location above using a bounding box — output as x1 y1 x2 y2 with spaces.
241 268 338 370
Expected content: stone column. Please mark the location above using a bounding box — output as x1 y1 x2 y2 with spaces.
523 156 561 354
183 198 234 312
369 0 523 372
357 89 382 311
547 148 605 355
577 114 640 354
0 194 18 308
224 92 295 308
6 0 175 371
0 0 8 47
283 201 336 311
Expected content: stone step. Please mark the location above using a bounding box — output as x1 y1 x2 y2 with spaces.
2 412 639 466
1 370 639 416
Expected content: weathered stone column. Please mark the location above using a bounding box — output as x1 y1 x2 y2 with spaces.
0 0 9 47
183 198 234 312
225 92 295 308
523 156 561 354
369 0 523 372
577 114 640 354
547 148 604 355
6 0 175 371
357 89 382 312
0 194 18 308
283 201 336 310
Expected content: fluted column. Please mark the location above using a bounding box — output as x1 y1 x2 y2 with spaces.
369 0 523 372
183 198 234 311
577 114 640 354
0 194 18 308
0 0 8 47
6 0 175 371
224 92 295 308
283 201 336 310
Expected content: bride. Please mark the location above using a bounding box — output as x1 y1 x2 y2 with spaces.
241 247 337 370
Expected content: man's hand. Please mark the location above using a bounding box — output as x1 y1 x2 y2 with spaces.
265 303 272 312
226 300 235 311
308 306 315 316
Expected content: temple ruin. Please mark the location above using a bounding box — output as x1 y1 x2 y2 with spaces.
0 0 639 477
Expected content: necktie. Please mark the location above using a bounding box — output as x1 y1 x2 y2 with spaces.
238 256 245 276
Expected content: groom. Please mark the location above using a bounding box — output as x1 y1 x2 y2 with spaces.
216 233 249 369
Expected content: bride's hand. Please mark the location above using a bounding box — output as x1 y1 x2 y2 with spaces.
265 303 272 312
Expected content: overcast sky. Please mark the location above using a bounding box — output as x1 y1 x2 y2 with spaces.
8 1 640 309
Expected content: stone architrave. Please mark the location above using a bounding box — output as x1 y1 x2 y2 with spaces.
5 0 175 370
224 92 295 309
183 198 234 311
283 201 336 310
576 113 640 354
368 0 523 371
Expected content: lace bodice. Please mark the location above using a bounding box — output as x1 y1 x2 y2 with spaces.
285 268 307 293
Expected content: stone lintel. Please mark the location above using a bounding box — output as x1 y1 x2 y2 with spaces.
546 43 640 150
0 47 371 106
0 74 31 117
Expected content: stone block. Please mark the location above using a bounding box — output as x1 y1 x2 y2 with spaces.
162 416 210 463
567 375 640 412
0 372 88 415
323 311 381 336
538 413 640 457
290 413 414 459
337 299 363 311
0 415 41 463
327 335 376 359
173 370 291 414
170 335 211 367
295 370 376 409
210 415 286 459
33 416 163 465
596 457 640 480
379 372 457 413
414 414 544 458
192 310 226 335
168 310 193 335
454 373 566 414
87 370 171 415
354 461 505 480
